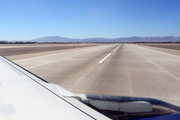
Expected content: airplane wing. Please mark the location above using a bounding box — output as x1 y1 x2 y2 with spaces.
0 55 110 120
1 55 180 120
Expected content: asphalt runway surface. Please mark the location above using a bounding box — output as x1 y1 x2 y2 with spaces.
2 44 180 106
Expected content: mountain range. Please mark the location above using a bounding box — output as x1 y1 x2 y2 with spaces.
28 36 180 43
1 36 180 43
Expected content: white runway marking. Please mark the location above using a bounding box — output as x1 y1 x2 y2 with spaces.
125 55 134 97
129 46 180 81
26 52 90 69
25 45 116 69
14 47 92 62
69 64 100 91
14 45 110 62
131 45 180 59
113 46 120 52
98 53 111 64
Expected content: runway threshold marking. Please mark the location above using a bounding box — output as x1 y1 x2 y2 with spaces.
98 53 111 64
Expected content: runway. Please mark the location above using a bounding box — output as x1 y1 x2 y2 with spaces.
2 44 180 106
0 44 95 57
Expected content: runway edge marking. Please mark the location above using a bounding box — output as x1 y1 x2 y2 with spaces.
129 45 180 81
131 44 180 59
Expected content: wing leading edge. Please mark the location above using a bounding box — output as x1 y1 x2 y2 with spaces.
0 55 110 120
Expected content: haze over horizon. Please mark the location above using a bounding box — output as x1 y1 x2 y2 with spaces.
1 36 180 42
0 0 180 40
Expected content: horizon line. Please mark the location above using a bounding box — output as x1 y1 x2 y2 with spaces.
1 35 180 41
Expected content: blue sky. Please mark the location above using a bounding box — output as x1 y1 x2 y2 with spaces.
0 0 180 40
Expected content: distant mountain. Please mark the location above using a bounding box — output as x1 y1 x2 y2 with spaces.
111 36 180 43
31 36 72 42
28 36 180 43
0 36 177 43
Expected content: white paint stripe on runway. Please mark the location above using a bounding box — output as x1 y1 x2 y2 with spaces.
129 46 180 80
26 51 90 69
113 46 120 51
14 45 108 62
26 45 116 69
98 53 111 64
14 48 90 62
130 45 180 59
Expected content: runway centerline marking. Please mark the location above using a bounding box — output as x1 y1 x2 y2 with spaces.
114 46 120 51
98 53 111 64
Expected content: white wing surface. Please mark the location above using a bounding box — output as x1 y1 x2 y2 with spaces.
0 56 110 120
